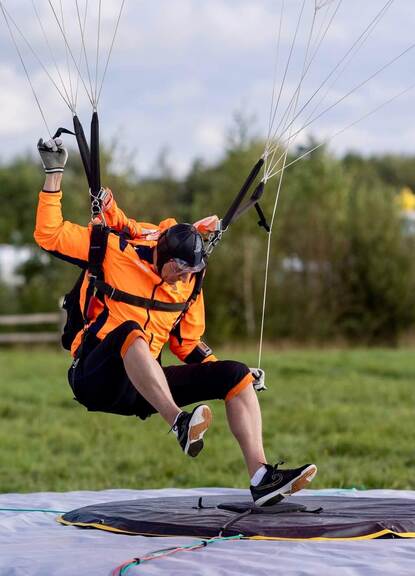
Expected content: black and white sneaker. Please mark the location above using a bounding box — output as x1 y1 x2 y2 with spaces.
250 461 317 507
172 405 212 458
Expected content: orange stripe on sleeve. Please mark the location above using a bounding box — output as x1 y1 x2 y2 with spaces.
225 372 255 402
120 329 145 358
202 354 218 363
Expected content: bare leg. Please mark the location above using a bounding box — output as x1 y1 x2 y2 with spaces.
123 337 180 426
226 384 267 478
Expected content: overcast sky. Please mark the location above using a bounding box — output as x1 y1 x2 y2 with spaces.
0 0 414 177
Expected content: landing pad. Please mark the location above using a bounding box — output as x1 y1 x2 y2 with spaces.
59 493 415 540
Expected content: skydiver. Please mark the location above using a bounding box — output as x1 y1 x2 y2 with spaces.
34 137 317 506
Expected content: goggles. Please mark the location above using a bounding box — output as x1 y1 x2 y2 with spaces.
168 257 206 274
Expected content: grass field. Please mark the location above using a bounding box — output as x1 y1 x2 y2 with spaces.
0 347 414 493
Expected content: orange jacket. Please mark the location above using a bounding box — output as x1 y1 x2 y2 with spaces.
34 191 216 362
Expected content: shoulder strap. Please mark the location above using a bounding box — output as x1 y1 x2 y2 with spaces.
83 224 110 321
88 224 109 276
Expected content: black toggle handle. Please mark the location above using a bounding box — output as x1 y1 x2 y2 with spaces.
52 127 75 139
254 202 270 232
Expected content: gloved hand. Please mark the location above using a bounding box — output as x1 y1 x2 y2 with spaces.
193 215 220 236
37 138 68 173
250 368 267 392
100 187 113 212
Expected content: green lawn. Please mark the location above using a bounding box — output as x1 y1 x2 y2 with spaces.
0 347 414 493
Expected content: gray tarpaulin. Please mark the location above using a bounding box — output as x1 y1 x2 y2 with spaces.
1 488 415 575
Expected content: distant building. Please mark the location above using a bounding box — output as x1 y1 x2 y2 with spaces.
0 245 32 286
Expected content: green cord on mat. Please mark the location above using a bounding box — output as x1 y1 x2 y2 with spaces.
119 535 244 575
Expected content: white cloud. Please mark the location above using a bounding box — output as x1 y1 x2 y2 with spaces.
194 120 225 152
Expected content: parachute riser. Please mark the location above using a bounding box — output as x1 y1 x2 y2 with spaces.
221 158 264 230
89 111 105 224
73 115 92 188
90 111 101 196
54 113 104 223
205 159 270 257
53 113 99 200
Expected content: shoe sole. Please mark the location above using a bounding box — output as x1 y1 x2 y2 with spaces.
255 464 318 507
185 405 212 458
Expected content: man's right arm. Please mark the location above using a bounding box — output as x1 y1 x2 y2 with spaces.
34 190 90 266
34 138 90 266
100 189 142 238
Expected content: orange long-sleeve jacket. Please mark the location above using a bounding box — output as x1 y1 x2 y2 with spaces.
34 190 216 362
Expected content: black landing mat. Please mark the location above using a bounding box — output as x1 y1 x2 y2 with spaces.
59 493 415 540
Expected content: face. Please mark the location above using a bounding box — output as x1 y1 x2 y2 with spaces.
160 261 190 285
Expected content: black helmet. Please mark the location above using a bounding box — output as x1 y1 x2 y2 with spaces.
156 223 205 274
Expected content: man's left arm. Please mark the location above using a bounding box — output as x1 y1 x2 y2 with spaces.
169 287 267 390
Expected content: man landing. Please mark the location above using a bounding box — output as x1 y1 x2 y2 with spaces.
34 138 317 506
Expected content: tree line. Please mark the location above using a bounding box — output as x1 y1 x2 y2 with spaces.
1 133 415 346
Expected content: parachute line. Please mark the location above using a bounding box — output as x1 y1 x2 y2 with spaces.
0 1 74 113
274 80 415 177
31 0 74 112
258 1 318 367
264 0 308 164
94 0 103 105
96 0 127 106
73 0 95 107
257 0 408 365
265 0 395 169
46 0 94 107
265 38 415 181
264 0 285 178
296 0 394 143
0 1 52 136
265 0 343 172
257 148 291 370
59 0 75 108
264 3 323 180
74 0 89 110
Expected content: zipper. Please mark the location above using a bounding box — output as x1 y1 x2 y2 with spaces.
143 280 163 331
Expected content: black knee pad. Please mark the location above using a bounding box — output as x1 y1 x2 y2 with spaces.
212 360 251 399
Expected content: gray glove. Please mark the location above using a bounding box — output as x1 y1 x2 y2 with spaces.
250 368 267 392
37 138 68 173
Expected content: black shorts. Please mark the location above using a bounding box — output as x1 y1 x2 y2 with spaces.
68 321 252 420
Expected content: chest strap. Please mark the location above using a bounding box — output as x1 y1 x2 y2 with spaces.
94 280 187 312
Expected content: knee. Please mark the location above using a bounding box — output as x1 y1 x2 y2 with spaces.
218 360 250 383
214 360 252 401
